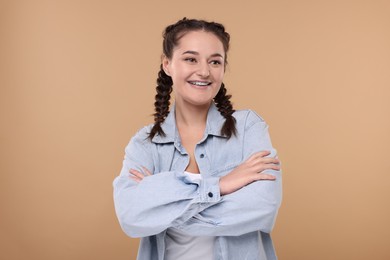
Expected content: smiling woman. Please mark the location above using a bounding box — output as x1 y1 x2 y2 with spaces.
161 30 228 176
113 18 282 260
162 31 225 111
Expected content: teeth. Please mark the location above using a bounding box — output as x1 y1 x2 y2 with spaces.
189 81 211 86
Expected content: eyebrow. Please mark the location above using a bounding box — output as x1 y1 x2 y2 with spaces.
182 50 224 58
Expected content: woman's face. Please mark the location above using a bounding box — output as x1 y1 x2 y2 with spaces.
163 30 225 108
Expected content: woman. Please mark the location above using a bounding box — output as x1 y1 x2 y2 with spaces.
113 18 282 260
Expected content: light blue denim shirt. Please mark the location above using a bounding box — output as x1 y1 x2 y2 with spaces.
113 102 282 260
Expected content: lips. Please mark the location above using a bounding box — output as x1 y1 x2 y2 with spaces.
188 81 212 86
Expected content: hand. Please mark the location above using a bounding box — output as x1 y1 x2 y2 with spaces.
219 151 280 196
129 166 152 183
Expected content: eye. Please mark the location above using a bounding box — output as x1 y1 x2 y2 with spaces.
184 57 197 63
210 60 222 66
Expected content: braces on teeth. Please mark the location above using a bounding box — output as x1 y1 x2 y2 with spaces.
190 81 211 86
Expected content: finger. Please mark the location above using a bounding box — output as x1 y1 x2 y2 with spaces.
248 158 279 171
268 164 281 171
129 176 141 183
142 166 152 176
255 173 276 181
258 163 281 172
248 151 271 161
258 157 280 165
129 169 144 179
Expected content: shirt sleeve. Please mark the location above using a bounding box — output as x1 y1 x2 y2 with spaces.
112 127 222 238
173 111 283 236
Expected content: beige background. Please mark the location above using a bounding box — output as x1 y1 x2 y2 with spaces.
1 0 389 259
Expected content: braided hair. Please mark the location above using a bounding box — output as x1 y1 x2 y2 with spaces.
149 18 236 139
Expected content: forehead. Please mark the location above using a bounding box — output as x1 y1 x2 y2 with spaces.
174 30 225 56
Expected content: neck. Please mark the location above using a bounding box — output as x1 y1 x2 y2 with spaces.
175 101 211 127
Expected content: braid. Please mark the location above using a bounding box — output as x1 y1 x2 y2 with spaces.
214 83 237 138
148 64 172 140
148 18 232 139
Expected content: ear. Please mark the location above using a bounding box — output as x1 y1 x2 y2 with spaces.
162 55 171 76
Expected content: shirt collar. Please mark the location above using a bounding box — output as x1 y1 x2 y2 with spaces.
151 102 227 144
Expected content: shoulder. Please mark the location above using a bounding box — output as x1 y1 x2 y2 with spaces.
122 124 156 164
122 124 156 170
127 124 154 148
233 109 266 129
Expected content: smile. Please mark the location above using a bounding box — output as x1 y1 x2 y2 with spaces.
188 81 212 86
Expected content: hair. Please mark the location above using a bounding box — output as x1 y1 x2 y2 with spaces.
149 17 236 140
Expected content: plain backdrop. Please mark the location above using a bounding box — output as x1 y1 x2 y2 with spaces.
1 0 389 259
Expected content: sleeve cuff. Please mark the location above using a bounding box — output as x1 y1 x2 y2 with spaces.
198 176 221 203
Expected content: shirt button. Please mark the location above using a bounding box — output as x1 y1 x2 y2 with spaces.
200 154 205 158
208 192 213 198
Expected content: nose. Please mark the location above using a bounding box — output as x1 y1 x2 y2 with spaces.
197 62 210 78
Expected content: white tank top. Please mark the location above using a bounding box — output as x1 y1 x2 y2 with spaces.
164 172 215 260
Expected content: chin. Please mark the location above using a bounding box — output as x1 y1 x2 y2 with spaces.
185 98 214 107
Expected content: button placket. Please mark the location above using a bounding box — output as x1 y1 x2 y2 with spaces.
195 144 210 175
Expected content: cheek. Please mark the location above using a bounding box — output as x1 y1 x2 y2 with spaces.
215 70 225 82
171 66 191 81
